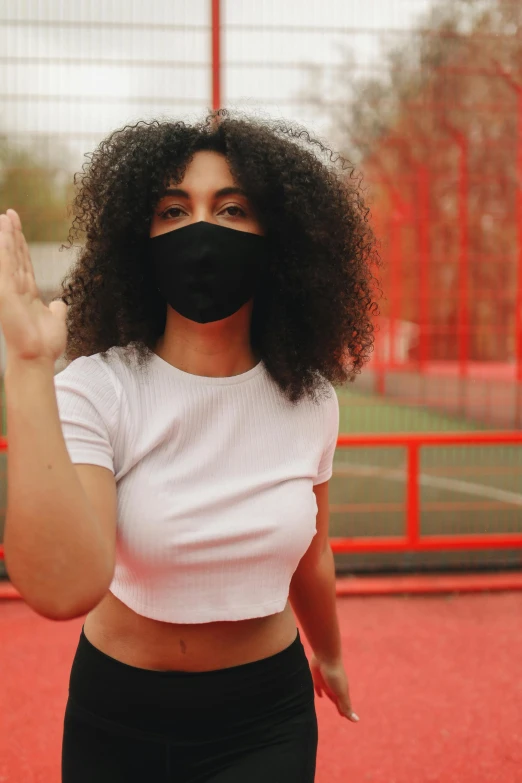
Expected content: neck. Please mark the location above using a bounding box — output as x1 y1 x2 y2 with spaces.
155 303 257 378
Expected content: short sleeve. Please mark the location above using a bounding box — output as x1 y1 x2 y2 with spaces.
54 356 120 473
314 386 340 485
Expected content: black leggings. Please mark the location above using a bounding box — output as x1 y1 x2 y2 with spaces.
62 627 318 782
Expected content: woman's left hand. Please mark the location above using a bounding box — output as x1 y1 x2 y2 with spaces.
309 654 359 723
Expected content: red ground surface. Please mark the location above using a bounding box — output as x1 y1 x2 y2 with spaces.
1 592 521 783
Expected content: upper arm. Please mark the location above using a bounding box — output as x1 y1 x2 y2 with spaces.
313 387 339 487
54 355 120 474
74 464 118 566
311 479 331 556
293 480 331 578
294 389 339 574
55 357 120 567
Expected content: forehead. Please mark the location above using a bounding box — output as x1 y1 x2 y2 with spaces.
170 150 236 189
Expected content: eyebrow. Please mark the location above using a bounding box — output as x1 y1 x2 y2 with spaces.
159 186 248 201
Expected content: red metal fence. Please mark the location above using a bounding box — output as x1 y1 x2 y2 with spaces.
332 431 522 555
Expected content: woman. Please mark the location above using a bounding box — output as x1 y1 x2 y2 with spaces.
2 113 377 782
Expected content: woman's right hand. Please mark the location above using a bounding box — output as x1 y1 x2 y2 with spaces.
0 209 67 365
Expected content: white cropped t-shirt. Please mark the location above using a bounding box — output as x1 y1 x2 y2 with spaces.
54 347 339 624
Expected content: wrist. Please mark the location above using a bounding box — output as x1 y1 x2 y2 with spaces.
312 649 343 667
5 356 57 391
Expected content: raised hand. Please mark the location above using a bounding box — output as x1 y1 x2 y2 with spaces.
0 209 67 364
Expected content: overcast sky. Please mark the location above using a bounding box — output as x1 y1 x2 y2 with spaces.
0 0 435 169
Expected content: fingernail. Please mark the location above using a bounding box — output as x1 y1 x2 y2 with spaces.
350 712 360 722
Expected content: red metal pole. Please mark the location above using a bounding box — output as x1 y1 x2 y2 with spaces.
389 198 403 367
417 164 431 370
365 149 410 371
516 93 522 425
456 131 470 382
491 65 522 424
337 430 522 449
374 208 389 394
330 534 522 554
337 430 522 446
406 443 420 546
381 133 432 373
211 0 221 111
439 121 469 412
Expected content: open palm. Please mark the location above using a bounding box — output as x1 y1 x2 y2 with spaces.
0 210 67 363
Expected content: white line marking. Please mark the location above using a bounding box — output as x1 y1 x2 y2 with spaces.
334 463 522 506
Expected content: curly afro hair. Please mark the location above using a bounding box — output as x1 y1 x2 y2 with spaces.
61 111 379 402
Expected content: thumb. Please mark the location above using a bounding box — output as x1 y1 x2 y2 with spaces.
49 299 68 322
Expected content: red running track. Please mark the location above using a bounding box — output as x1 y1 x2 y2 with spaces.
1 592 522 783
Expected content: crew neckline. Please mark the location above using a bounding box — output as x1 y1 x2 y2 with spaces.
150 352 265 386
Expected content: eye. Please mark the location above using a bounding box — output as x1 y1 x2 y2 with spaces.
159 206 187 219
219 204 247 218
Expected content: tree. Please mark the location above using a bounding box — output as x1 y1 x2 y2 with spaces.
312 0 522 363
0 133 74 242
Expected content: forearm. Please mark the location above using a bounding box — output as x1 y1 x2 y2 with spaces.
289 544 342 663
4 358 113 619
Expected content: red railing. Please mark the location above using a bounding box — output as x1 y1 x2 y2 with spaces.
331 431 522 555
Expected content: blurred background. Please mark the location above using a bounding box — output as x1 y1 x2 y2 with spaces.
0 0 521 577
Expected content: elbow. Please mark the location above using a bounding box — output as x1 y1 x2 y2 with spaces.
5 550 113 622
31 601 87 623
23 585 109 622
4 522 116 621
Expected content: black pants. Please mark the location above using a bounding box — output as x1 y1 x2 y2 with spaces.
62 627 318 782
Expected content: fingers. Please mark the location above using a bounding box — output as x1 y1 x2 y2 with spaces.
317 682 360 722
0 213 21 290
310 661 324 698
337 696 359 722
314 667 337 703
312 660 359 722
5 209 28 271
1 210 39 300
6 208 36 282
49 299 68 323
334 681 359 722
6 209 22 231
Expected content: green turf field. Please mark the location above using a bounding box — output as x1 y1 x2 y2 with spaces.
337 388 485 434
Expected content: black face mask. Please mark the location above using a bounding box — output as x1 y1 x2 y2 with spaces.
149 221 267 324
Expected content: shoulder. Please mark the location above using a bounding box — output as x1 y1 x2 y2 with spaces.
318 381 339 428
54 350 127 417
319 380 338 407
281 378 339 435
55 347 140 390
56 351 114 385
303 380 339 421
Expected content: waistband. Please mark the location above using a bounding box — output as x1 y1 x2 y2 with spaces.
67 626 312 734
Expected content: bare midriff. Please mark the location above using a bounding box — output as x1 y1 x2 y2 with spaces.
83 591 298 672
